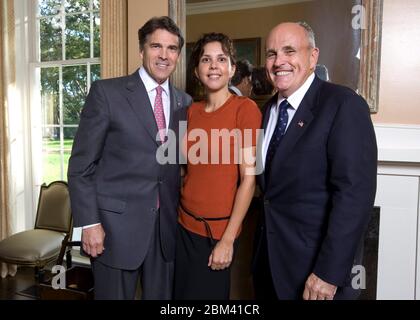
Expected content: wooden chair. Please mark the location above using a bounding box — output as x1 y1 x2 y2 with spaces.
0 181 72 281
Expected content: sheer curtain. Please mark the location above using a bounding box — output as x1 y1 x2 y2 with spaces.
0 0 17 278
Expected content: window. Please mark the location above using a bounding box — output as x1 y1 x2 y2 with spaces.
33 0 100 184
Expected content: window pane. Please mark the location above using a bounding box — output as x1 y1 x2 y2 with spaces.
41 67 60 126
93 0 99 11
63 127 78 180
38 0 61 17
63 65 87 125
42 127 62 184
91 64 100 82
64 127 78 142
40 17 63 61
93 12 100 58
65 0 90 13
65 13 90 59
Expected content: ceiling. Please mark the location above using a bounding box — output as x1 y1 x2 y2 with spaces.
186 0 217 3
186 0 312 15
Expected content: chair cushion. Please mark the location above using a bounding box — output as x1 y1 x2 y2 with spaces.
0 229 66 265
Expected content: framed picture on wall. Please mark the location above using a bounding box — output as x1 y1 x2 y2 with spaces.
232 37 261 66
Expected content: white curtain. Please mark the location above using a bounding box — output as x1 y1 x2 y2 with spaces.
0 0 17 278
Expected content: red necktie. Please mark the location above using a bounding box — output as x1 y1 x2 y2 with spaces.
154 86 166 142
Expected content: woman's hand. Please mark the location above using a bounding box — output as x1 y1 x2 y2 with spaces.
208 239 234 270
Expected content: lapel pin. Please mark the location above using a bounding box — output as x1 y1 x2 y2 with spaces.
298 120 305 128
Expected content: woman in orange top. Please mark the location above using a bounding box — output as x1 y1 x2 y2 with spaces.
174 33 262 299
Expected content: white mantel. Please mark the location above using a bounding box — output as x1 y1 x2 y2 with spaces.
374 124 420 300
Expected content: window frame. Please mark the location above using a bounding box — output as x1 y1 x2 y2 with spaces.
29 0 100 186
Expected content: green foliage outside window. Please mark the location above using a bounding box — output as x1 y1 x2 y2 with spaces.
38 0 100 183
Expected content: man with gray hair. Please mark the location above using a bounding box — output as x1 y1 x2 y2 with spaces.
253 21 377 300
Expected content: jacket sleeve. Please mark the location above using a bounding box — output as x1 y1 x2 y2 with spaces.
313 93 378 286
67 80 110 227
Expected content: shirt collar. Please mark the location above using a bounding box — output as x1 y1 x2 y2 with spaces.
139 67 170 95
276 72 315 110
229 86 242 96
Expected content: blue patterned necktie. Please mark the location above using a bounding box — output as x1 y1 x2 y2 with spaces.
265 99 290 179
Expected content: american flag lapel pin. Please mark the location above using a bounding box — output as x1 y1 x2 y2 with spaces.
298 120 305 128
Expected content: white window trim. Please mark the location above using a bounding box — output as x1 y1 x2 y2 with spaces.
31 0 100 185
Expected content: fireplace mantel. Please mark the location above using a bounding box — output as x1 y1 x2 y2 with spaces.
374 124 420 300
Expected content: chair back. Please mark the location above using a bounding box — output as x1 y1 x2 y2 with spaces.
35 181 72 234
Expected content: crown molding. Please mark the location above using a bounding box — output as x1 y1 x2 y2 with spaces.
187 0 313 15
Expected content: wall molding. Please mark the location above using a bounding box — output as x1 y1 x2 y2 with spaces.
100 0 128 78
186 0 312 15
169 0 186 90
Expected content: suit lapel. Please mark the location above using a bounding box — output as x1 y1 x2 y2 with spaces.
168 83 183 133
125 70 160 146
266 76 324 188
167 84 184 152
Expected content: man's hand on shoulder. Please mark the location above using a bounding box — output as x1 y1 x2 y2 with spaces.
82 224 106 258
303 273 337 300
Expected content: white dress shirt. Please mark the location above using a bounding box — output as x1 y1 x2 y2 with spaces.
82 68 172 230
261 72 315 168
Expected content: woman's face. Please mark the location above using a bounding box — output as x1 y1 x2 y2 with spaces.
195 41 235 93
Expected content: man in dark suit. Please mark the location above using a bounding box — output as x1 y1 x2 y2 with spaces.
68 16 192 300
253 22 377 300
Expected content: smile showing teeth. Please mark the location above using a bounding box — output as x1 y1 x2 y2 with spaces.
208 74 221 79
156 63 168 68
275 71 292 76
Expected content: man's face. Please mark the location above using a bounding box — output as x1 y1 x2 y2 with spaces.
265 23 319 98
140 29 180 84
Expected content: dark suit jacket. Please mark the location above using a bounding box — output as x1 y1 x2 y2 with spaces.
255 75 377 299
68 70 192 270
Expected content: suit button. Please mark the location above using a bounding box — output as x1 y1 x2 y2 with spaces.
151 208 157 213
267 228 275 234
158 178 163 184
264 199 269 205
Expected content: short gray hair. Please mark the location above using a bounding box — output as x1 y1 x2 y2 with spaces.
297 21 316 48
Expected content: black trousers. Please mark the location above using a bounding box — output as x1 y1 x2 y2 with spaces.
174 224 235 300
91 214 174 300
